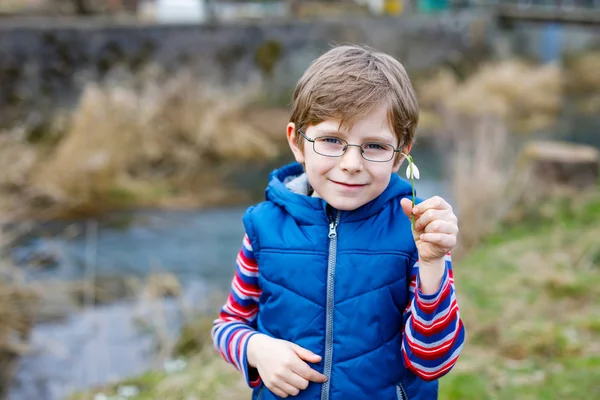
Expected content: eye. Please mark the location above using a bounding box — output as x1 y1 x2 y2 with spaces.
320 137 343 145
364 142 389 151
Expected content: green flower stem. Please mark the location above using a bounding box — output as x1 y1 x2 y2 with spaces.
402 153 417 230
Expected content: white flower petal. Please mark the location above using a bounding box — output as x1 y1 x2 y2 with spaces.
405 163 420 180
412 164 420 179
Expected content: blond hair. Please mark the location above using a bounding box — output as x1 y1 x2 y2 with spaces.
290 45 419 152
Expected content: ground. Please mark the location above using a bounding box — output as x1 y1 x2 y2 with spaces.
72 190 600 400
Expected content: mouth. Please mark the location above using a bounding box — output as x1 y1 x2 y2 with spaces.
330 180 368 188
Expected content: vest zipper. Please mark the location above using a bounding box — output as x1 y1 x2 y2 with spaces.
257 385 263 400
396 383 408 400
321 211 339 400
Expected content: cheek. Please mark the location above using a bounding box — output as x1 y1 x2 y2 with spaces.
369 164 394 182
306 154 336 174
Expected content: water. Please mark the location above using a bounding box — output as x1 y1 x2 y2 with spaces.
8 281 210 400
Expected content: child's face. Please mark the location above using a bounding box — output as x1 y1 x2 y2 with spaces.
288 104 408 211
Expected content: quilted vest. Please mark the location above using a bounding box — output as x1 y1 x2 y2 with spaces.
243 162 438 400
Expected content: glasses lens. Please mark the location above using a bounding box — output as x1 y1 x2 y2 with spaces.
362 143 395 162
314 137 346 157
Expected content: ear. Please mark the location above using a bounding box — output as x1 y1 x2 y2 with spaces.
287 123 305 164
392 141 413 172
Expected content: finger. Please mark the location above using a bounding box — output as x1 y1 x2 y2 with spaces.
270 385 290 398
284 372 310 391
413 196 452 215
424 220 459 235
292 361 328 383
419 233 457 248
290 343 321 363
400 198 414 219
276 381 301 397
414 209 447 231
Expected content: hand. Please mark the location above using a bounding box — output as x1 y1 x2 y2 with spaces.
247 334 328 398
401 196 458 263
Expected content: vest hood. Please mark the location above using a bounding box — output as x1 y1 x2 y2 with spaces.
264 162 415 225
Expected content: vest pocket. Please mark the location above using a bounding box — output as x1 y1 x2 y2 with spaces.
396 383 408 400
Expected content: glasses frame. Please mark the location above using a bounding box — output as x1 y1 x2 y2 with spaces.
298 129 403 163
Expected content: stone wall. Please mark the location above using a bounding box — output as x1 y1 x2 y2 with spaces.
0 12 492 129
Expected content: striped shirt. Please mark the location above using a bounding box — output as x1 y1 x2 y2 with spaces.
211 234 464 387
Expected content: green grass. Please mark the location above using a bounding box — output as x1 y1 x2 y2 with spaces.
439 191 600 400
72 192 600 400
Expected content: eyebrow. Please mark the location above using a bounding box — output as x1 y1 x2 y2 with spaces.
316 129 395 143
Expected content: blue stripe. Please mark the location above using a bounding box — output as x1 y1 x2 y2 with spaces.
241 244 256 260
235 261 259 285
230 287 259 308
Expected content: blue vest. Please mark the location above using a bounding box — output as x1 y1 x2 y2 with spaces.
243 162 438 400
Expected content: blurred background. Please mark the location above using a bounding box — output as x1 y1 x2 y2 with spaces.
0 1 599 399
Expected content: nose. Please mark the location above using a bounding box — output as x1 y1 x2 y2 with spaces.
339 145 364 173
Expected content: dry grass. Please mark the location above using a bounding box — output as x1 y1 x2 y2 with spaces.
418 59 563 135
0 67 287 216
565 51 600 114
415 59 570 254
441 115 524 256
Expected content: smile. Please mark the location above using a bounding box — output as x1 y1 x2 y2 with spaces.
330 180 367 188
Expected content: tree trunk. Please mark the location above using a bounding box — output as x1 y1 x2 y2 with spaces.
523 140 600 192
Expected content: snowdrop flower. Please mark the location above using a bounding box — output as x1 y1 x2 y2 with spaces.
94 394 108 400
401 153 419 229
405 162 420 180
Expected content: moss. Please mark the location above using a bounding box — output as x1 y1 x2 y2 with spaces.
254 40 283 76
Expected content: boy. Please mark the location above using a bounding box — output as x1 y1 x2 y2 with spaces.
212 45 464 400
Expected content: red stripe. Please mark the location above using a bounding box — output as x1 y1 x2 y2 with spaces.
405 319 463 361
226 295 258 318
233 275 261 297
403 351 460 381
416 279 451 312
238 252 258 273
412 300 459 335
237 331 252 370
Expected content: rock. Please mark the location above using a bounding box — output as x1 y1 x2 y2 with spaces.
522 140 599 191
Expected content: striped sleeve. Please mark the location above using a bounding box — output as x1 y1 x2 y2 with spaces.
211 234 262 388
401 253 465 381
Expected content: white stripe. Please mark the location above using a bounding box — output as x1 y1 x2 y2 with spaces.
412 291 457 326
416 274 450 305
232 280 260 302
412 301 459 333
243 235 253 251
404 317 459 351
217 323 243 363
224 300 258 320
406 343 463 375
237 255 259 276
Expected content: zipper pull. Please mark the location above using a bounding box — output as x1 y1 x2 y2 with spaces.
328 220 337 239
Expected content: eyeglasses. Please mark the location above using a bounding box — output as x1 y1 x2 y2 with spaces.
298 129 402 163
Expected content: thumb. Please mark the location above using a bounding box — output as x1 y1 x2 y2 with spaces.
290 343 321 363
400 198 414 219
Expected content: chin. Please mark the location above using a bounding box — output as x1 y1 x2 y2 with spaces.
327 198 366 211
